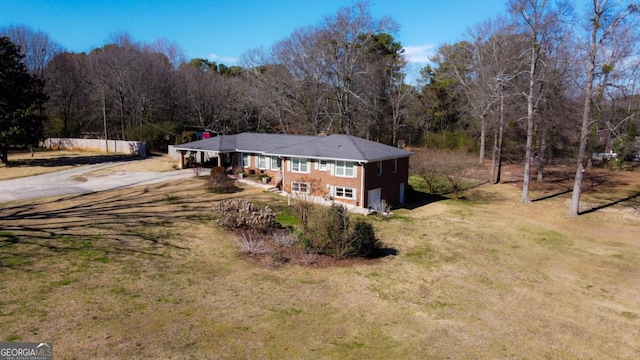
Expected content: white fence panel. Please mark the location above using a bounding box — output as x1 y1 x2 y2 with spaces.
43 138 146 156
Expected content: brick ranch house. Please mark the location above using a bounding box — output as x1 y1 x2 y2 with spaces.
172 132 413 209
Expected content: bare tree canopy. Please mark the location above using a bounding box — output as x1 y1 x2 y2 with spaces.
0 24 64 76
569 0 640 215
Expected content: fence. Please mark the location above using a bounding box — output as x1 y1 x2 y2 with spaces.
42 138 146 156
167 145 179 159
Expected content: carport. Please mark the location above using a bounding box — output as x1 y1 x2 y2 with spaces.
171 135 238 169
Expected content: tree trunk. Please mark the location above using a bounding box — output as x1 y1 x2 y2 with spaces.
536 120 547 182
479 114 486 166
1 147 7 164
570 96 592 215
569 24 597 216
495 84 505 184
521 45 537 203
491 128 498 183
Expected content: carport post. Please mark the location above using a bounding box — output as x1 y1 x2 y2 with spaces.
178 150 186 169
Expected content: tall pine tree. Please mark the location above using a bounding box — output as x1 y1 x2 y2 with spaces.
0 36 47 163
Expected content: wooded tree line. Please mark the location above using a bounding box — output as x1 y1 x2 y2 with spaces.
2 0 639 213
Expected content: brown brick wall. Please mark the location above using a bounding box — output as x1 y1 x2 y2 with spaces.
362 157 409 206
235 154 409 208
283 159 362 206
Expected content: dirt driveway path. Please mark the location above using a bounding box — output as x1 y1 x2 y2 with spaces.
0 161 195 202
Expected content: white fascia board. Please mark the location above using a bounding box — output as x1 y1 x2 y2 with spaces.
266 153 365 163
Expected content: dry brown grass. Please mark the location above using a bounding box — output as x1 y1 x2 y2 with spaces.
0 150 177 181
1 153 639 358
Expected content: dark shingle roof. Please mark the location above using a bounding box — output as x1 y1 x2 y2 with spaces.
173 132 412 162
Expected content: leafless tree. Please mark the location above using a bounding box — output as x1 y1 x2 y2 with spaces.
411 149 476 199
176 59 243 133
569 0 640 216
144 38 186 68
508 0 571 203
241 1 402 138
0 24 64 76
44 52 92 136
316 1 399 135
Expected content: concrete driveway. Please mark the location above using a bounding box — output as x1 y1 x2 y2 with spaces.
0 162 195 202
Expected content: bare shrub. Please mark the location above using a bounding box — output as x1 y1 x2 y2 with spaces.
206 166 237 194
213 199 277 232
411 148 476 198
273 230 296 247
300 250 318 265
237 231 268 254
370 199 391 216
289 177 324 231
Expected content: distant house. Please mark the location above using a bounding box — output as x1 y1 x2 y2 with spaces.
172 132 413 209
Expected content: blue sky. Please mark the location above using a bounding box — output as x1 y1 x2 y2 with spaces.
0 0 514 65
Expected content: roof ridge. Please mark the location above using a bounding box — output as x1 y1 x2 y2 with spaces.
340 134 367 160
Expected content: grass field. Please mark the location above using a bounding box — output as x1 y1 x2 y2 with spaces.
1 152 639 359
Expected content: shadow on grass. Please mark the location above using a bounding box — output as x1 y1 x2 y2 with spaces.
368 247 399 258
0 179 245 271
533 189 572 202
401 190 448 210
579 191 640 215
5 154 149 168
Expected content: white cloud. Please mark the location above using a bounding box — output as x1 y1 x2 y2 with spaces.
401 44 437 84
208 53 238 64
403 44 436 64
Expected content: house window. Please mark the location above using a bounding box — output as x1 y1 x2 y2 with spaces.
258 155 267 169
319 160 328 171
393 158 398 173
291 158 309 173
377 161 383 176
335 161 355 177
242 154 251 167
270 157 281 170
291 181 309 193
335 186 355 199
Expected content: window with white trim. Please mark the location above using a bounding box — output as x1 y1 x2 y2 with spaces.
242 154 251 167
291 158 309 173
319 159 328 171
334 186 355 199
270 157 281 170
377 161 383 176
393 158 398 173
258 155 267 169
335 161 355 177
291 181 309 193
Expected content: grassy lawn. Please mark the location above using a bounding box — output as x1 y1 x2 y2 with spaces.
1 157 639 358
0 150 177 181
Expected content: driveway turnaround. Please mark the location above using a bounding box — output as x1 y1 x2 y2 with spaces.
0 162 195 202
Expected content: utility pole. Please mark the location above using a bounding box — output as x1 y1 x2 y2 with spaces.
102 92 108 153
